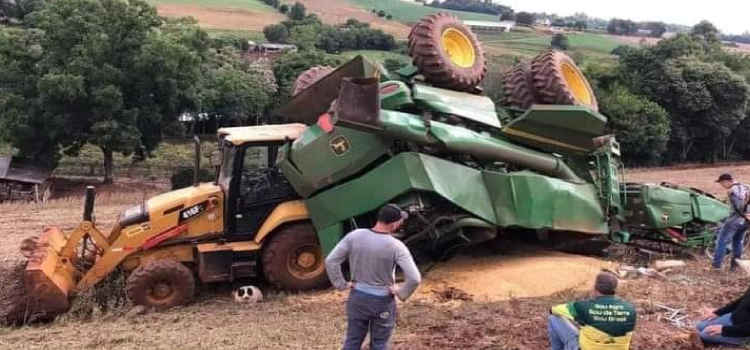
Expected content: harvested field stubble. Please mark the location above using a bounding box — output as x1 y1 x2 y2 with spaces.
1 165 749 349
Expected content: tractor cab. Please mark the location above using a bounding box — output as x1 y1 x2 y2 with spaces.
216 124 307 238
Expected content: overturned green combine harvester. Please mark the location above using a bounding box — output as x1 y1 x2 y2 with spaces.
5 13 730 323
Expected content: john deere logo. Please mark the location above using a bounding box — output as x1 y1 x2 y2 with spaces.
330 135 351 156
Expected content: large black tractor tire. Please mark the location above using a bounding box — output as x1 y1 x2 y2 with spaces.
502 63 537 110
262 222 329 290
291 66 336 96
530 49 598 111
126 259 195 310
408 12 486 92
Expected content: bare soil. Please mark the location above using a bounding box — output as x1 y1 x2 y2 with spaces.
293 0 411 38
1 164 749 349
156 4 285 32
154 1 411 38
626 161 750 197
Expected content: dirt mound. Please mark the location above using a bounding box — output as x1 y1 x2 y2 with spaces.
419 245 615 302
0 262 33 325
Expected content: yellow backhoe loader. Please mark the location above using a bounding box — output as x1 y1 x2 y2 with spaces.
10 125 328 322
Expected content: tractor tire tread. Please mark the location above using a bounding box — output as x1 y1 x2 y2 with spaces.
408 12 486 92
126 259 195 310
262 222 329 291
502 63 537 110
530 49 598 111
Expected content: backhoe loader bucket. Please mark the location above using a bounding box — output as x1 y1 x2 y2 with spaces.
22 226 78 318
4 186 100 323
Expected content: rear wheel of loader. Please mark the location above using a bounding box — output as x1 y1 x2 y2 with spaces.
126 259 195 310
292 66 336 96
408 12 486 92
262 223 329 290
530 49 598 111
502 63 537 110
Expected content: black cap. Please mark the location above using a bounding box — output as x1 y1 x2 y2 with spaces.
716 173 734 183
377 204 409 224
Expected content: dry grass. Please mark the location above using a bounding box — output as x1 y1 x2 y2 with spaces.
0 164 748 349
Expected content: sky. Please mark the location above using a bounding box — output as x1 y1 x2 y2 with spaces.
497 0 750 35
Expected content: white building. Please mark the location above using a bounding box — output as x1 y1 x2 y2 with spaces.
463 20 515 32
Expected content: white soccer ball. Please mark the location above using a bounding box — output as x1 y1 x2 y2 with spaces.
232 285 263 304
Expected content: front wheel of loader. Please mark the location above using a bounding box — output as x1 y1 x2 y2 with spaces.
530 49 598 111
262 223 329 290
408 12 486 92
126 259 195 310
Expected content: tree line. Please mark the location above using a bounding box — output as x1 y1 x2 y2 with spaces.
262 3 396 53
587 21 750 166
607 19 667 38
427 0 512 16
0 0 343 184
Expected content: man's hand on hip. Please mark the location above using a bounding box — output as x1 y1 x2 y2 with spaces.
388 284 401 300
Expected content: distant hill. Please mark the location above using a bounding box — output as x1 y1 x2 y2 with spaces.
145 0 503 39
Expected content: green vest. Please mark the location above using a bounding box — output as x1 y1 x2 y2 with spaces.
552 296 637 350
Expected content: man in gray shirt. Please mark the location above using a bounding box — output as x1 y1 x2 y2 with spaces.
325 203 422 350
714 173 750 271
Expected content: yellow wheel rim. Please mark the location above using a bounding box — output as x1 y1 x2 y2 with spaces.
561 62 592 105
441 28 475 68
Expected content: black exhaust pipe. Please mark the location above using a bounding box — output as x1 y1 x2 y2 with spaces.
83 186 96 221
193 136 201 187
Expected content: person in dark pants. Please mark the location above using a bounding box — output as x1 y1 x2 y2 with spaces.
691 284 750 348
325 204 422 350
713 173 750 271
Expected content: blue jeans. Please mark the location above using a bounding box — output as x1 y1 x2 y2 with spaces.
548 315 580 350
343 288 397 350
696 313 750 346
713 220 748 268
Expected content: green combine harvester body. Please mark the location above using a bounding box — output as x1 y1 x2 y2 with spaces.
273 56 730 258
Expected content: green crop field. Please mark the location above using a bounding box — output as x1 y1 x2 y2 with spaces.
204 28 266 41
345 0 498 24
479 31 624 64
145 0 276 11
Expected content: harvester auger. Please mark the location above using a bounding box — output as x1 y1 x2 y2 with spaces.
3 13 731 324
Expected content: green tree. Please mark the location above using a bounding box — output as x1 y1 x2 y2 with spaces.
289 2 306 21
691 20 721 52
599 85 670 165
0 0 267 183
515 12 534 26
0 0 46 24
643 21 667 38
271 51 343 106
290 24 321 51
499 11 514 21
263 23 290 43
551 33 569 50
278 4 289 14
607 18 637 35
573 20 587 31
651 58 749 162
